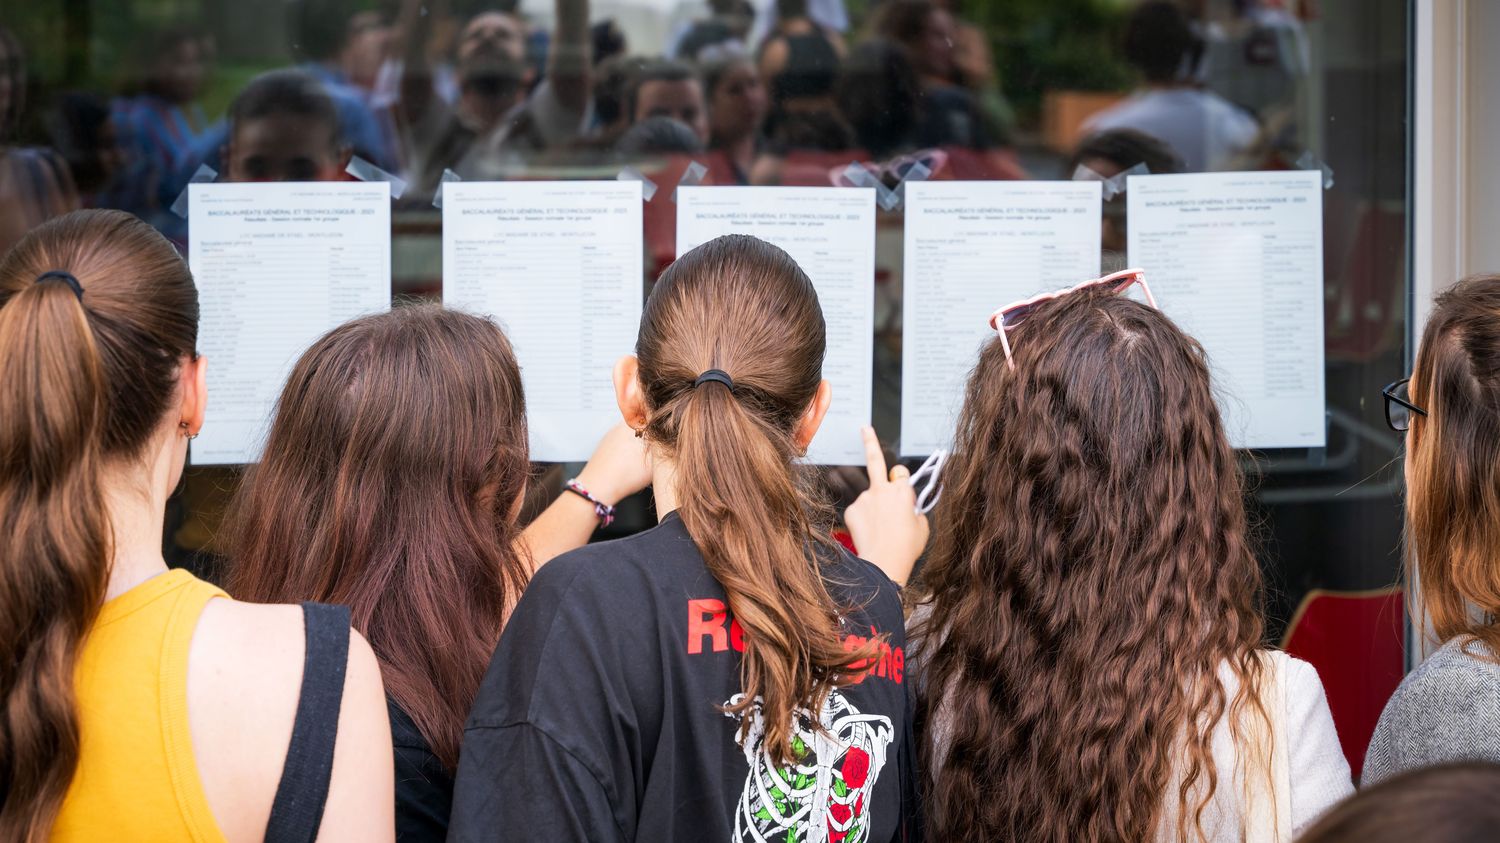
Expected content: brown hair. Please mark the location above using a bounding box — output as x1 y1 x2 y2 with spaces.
226 304 529 770
1407 275 1500 657
0 209 198 839
1296 763 1500 843
913 288 1269 841
637 234 879 767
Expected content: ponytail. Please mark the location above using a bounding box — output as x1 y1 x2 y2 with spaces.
638 234 880 768
0 280 110 840
0 210 199 839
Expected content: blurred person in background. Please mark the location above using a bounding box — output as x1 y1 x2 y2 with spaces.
835 38 921 159
934 0 1014 142
222 70 352 183
113 26 211 203
758 0 844 128
1068 128 1185 263
45 93 138 211
459 0 594 176
396 2 532 201
167 0 397 206
0 25 77 257
615 115 705 157
626 60 709 146
703 55 768 184
671 0 755 62
872 0 994 151
1081 0 1259 172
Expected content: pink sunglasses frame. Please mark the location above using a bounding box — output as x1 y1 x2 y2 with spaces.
987 268 1156 369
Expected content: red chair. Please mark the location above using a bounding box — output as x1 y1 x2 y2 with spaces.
1280 587 1406 780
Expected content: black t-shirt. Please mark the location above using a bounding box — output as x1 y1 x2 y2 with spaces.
388 699 452 842
449 512 915 842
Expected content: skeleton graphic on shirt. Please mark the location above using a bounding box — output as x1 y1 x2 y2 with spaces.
725 690 894 843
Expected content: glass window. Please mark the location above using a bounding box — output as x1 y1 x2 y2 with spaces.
3 0 1409 771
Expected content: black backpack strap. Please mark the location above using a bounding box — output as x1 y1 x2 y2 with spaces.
264 602 352 843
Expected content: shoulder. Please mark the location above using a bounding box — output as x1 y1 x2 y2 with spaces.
1366 639 1500 782
532 518 700 594
1385 638 1500 713
1400 639 1500 692
191 599 385 734
825 549 906 638
187 599 390 840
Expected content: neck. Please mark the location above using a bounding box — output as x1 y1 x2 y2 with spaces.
100 434 180 601
650 456 680 522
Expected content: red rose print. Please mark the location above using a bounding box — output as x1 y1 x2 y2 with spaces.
842 747 870 789
830 804 853 825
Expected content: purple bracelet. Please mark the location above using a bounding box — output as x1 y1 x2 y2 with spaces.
564 478 615 528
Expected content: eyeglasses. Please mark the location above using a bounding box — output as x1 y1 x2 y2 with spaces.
988 268 1157 369
1382 378 1427 432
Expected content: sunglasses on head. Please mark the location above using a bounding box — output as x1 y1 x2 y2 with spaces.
988 268 1156 369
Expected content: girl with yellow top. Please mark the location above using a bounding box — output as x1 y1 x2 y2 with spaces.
0 209 395 842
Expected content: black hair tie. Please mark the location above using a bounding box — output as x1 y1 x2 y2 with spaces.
35 271 85 302
694 369 735 391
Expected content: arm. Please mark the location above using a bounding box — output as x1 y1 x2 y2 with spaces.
1284 657 1353 834
548 0 592 115
393 0 439 126
318 630 397 841
517 423 651 570
843 426 929 587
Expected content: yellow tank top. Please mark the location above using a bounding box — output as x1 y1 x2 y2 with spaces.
52 569 230 842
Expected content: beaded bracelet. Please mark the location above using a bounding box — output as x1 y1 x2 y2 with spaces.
564 478 616 528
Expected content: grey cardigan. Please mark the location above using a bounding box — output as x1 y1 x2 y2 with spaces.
1364 637 1500 784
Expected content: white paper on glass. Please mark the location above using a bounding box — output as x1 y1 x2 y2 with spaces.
189 181 391 464
442 180 643 462
1127 170 1326 448
675 186 876 466
900 180 1102 456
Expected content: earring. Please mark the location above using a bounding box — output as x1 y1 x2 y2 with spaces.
179 422 197 441
634 427 644 439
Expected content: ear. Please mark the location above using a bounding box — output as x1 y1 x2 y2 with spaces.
613 355 648 432
180 354 208 436
793 379 832 451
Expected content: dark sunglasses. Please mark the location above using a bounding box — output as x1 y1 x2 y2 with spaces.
1382 378 1427 432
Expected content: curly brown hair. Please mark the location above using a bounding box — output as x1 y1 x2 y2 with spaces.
912 287 1270 841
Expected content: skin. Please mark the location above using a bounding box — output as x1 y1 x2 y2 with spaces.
634 78 710 144
224 115 349 183
710 61 768 147
341 11 392 90
101 356 395 842
458 11 527 66
151 39 208 105
913 9 958 83
612 355 831 519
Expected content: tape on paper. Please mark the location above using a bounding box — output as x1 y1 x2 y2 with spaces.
169 164 219 219
345 156 409 199
616 166 658 202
